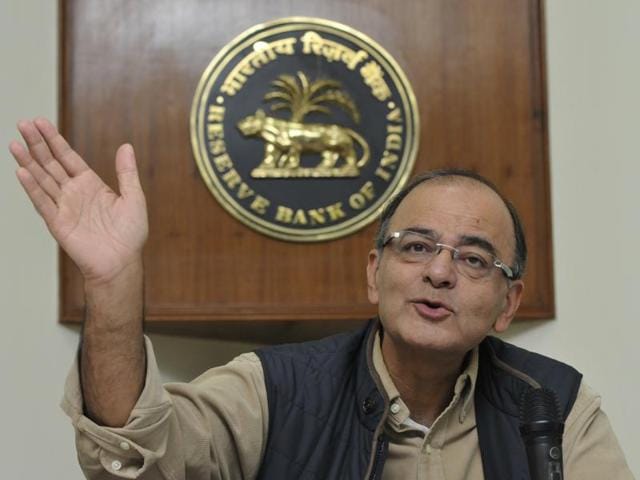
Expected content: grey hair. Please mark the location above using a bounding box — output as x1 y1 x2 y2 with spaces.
374 169 527 280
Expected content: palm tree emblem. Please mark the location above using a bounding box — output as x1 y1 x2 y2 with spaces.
265 72 360 123
237 72 370 178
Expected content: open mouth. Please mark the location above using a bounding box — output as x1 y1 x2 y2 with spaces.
417 298 452 310
423 299 445 309
411 299 453 319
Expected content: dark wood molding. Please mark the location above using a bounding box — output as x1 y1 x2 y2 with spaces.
59 0 555 330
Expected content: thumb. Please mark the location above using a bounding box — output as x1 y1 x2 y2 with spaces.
115 143 143 198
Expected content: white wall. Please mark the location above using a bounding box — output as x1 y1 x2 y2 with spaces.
1 1 637 477
0 2 82 478
502 0 640 472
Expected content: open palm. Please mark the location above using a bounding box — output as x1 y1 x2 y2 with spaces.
10 118 148 283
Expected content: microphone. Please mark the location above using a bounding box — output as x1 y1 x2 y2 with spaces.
519 387 565 480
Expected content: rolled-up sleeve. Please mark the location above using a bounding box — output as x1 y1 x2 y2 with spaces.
61 336 268 480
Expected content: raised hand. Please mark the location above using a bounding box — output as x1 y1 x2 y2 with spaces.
10 118 148 426
9 118 148 284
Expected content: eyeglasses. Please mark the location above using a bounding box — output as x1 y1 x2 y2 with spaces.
382 230 515 280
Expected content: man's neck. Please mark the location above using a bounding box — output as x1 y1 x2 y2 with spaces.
381 335 468 427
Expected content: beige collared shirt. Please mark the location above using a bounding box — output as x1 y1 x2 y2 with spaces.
62 333 634 479
372 330 484 479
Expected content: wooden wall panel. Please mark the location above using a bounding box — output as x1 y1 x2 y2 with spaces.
60 0 553 331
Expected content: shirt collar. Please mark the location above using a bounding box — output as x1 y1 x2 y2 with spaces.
371 327 479 426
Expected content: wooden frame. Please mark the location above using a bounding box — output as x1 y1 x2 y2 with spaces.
59 0 553 333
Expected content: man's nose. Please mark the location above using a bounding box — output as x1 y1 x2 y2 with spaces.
422 249 457 288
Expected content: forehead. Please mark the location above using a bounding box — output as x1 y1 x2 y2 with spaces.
388 179 515 257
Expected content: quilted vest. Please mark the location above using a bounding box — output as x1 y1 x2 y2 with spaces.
254 320 582 479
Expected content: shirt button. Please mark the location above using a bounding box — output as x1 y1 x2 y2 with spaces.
111 460 122 471
390 402 401 414
119 441 130 451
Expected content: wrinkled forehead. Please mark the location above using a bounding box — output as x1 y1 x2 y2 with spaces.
388 178 516 259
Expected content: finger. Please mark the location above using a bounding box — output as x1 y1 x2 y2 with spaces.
17 119 70 185
33 117 89 177
16 167 58 222
115 144 143 198
9 140 63 202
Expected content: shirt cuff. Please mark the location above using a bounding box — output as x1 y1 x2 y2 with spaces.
60 335 173 478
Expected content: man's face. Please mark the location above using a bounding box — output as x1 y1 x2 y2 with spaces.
366 179 524 358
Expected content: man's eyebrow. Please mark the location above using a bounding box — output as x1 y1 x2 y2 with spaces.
404 227 438 238
458 235 498 256
400 228 500 256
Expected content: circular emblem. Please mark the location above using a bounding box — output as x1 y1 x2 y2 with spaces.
191 17 419 242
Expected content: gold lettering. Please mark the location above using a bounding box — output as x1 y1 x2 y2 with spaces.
349 182 376 210
293 209 308 225
250 195 270 215
385 134 402 151
345 50 369 70
375 167 392 181
208 140 226 155
380 152 399 168
277 203 346 224
326 202 346 221
376 153 398 181
360 181 375 201
221 168 242 189
250 43 277 68
236 183 255 200
349 193 366 209
221 38 296 96
308 208 326 225
386 108 402 122
275 206 294 223
207 105 225 123
385 125 403 151
360 61 392 101
207 123 224 141
272 38 297 55
238 62 256 77
301 31 368 70
213 153 233 172
301 31 323 55
275 206 309 224
220 78 243 96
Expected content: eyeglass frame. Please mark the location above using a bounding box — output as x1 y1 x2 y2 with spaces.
382 229 516 280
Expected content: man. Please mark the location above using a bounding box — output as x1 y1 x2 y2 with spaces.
10 118 633 479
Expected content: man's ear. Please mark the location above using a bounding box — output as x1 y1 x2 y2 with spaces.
494 280 524 333
366 249 380 305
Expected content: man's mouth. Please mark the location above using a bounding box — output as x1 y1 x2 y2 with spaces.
411 299 454 320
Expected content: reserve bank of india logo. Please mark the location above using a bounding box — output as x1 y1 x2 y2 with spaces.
191 17 419 242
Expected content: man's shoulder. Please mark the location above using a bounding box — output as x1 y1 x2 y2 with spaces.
253 320 377 394
478 336 583 419
255 320 373 362
481 335 581 378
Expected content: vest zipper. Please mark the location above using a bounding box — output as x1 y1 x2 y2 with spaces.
367 436 386 480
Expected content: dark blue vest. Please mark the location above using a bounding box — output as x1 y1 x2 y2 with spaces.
255 320 582 479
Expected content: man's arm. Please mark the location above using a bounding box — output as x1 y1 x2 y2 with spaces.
11 118 269 479
563 381 635 479
10 118 148 427
81 260 145 427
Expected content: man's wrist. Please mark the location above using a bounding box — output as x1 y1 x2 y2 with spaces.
83 256 144 332
84 256 144 293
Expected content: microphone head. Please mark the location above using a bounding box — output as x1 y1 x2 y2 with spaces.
520 387 561 423
519 387 564 437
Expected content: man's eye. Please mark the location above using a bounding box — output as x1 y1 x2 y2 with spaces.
402 241 432 253
461 253 488 269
